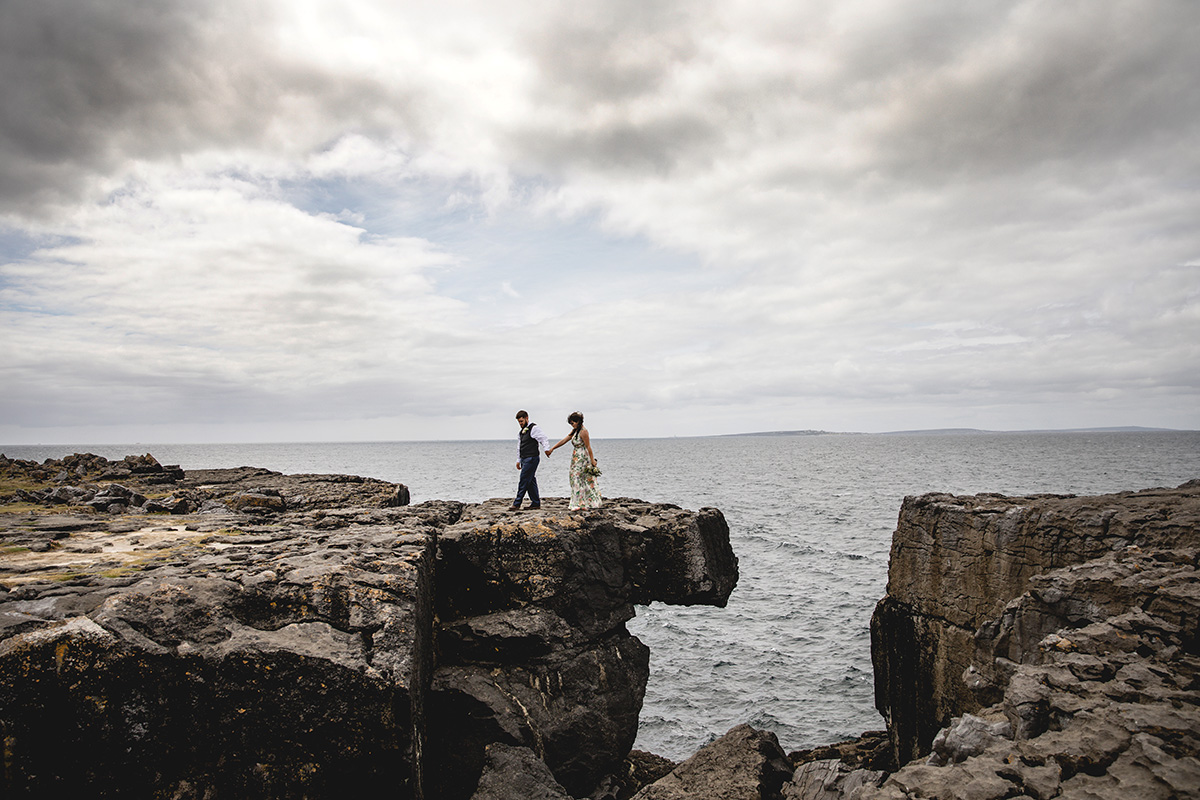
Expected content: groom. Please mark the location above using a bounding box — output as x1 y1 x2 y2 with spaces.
512 410 552 510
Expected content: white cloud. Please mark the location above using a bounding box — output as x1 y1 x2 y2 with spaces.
1 0 1198 442
2 171 478 424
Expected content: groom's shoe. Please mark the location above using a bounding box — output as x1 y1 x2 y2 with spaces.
528 504 541 510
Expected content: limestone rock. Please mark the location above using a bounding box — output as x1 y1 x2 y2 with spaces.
0 454 739 800
871 481 1200 766
469 743 572 800
621 751 680 797
0 526 435 798
925 714 1012 766
632 723 793 800
861 482 1200 800
224 489 287 513
428 499 738 798
182 465 411 512
789 730 891 773
783 759 887 800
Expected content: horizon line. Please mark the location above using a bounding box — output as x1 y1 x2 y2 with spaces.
2 425 1192 450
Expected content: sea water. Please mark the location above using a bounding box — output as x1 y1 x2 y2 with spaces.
4 431 1198 760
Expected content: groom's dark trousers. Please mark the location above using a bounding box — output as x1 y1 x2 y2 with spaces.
514 455 541 507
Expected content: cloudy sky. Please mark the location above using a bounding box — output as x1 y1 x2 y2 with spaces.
2 0 1198 444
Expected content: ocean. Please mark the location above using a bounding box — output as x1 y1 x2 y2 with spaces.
4 430 1198 761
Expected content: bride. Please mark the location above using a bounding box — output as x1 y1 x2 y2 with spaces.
546 411 601 509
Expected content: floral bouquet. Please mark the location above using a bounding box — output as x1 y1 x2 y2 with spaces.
581 463 602 478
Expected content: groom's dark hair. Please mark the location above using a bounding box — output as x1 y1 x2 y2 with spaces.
516 410 528 419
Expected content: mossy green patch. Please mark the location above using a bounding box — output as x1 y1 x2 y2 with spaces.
0 503 49 514
0 477 54 494
45 570 89 583
99 565 143 579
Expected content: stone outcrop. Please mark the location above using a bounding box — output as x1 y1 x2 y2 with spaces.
785 760 887 800
632 723 794 800
0 476 437 797
859 480 1200 799
0 453 409 519
784 731 891 800
0 455 738 800
1 452 184 491
610 480 1200 800
470 743 573 800
870 482 1200 767
7 452 1194 800
430 499 737 798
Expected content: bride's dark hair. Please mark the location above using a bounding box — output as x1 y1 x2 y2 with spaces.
567 411 584 431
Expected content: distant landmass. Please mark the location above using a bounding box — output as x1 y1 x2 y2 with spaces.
879 426 1181 434
726 426 1181 437
723 429 841 437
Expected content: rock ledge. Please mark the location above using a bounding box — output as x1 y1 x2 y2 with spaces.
0 454 738 800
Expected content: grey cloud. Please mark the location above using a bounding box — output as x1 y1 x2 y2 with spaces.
1 0 237 210
872 2 1200 179
525 1 703 104
507 1 1200 194
1 1 1196 439
0 0 403 216
509 113 721 175
511 2 724 174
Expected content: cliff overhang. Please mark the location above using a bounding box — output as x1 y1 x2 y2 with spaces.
0 454 739 799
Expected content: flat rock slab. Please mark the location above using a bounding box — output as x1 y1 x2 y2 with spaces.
1 510 436 797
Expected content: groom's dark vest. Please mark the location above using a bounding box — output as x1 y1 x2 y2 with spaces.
519 424 540 459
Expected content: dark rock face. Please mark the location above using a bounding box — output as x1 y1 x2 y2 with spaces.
871 481 1200 767
0 458 738 800
864 480 1200 799
469 743 573 800
1 518 436 797
631 723 793 800
429 499 738 798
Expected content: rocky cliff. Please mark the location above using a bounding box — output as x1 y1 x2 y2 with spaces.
854 481 1200 799
4 454 1196 800
870 482 1200 768
628 481 1200 800
0 454 738 799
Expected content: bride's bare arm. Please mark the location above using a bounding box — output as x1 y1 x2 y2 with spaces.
581 428 597 467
